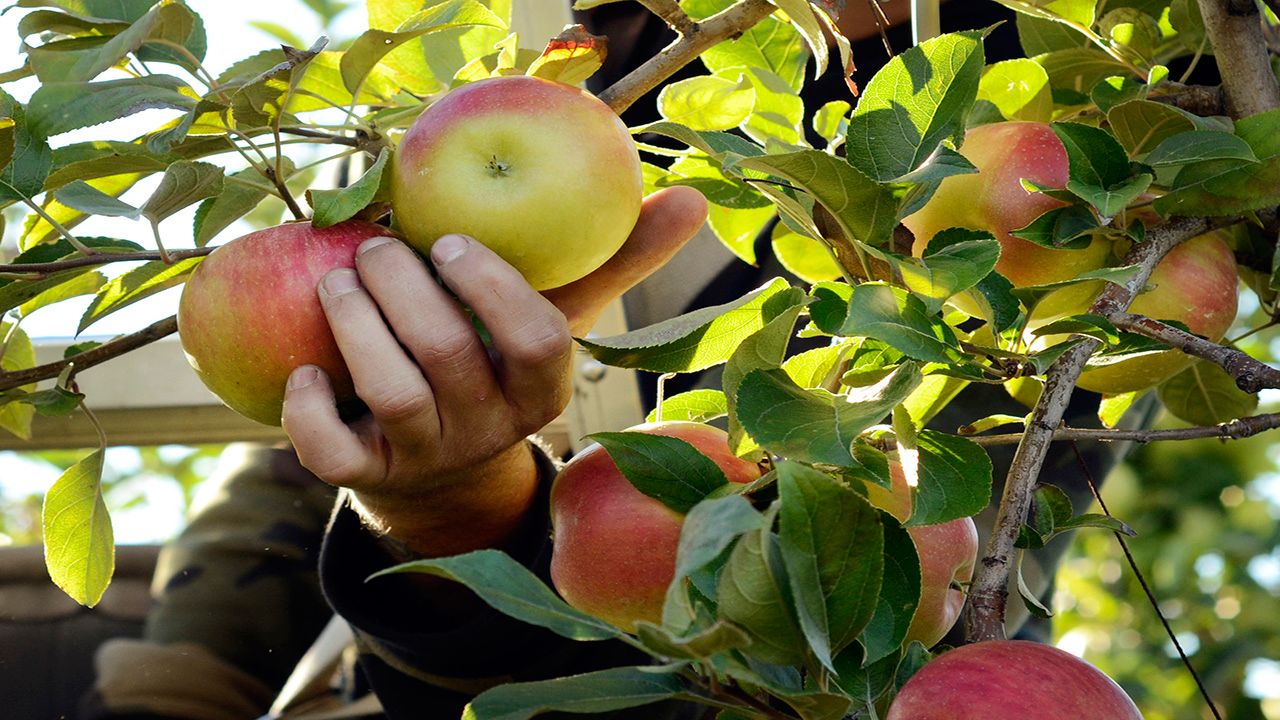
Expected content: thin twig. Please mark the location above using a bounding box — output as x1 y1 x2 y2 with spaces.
0 247 213 275
598 0 777 114
1196 0 1280 118
864 0 896 57
1110 313 1280 393
0 316 178 392
1068 442 1224 720
21 197 97 256
962 413 1280 446
637 0 696 34
963 216 1213 643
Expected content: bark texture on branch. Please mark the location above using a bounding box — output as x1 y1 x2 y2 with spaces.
1195 0 1280 118
966 412 1280 446
963 216 1213 643
1111 313 1280 393
598 0 776 114
0 316 179 392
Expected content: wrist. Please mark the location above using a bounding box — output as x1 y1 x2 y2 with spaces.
350 441 544 558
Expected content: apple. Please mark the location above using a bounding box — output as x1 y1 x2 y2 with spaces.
903 121 1111 289
1026 229 1239 394
177 220 389 426
886 640 1142 719
391 75 644 291
549 421 764 632
865 460 978 648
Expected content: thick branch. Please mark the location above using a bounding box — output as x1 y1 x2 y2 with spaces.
1111 313 1280 393
1150 83 1225 116
0 247 213 276
966 413 1280 446
963 216 1213 643
0 316 178 392
636 0 696 34
1196 0 1280 118
598 0 776 114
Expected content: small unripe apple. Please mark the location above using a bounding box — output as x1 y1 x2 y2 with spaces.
391 75 644 291
549 422 763 632
865 460 978 648
886 640 1142 719
903 121 1111 288
177 220 389 425
1027 230 1239 394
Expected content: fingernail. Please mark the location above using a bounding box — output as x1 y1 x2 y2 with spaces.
321 269 360 297
357 236 397 256
431 234 468 266
288 365 319 391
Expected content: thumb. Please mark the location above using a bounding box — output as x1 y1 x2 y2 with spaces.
544 185 709 336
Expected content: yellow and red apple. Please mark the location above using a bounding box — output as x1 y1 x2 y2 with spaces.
549 422 763 632
391 75 644 291
177 220 390 426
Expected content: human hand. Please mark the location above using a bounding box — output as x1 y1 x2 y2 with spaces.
281 186 708 556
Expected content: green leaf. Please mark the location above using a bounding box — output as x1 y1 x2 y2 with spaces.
1030 313 1121 345
1035 48 1131 95
1016 483 1073 548
637 121 765 163
587 431 729 514
646 389 728 424
662 494 768 629
1157 359 1260 426
1 386 85 417
1154 108 1280 217
0 90 52 203
1010 204 1099 249
0 322 36 440
578 277 790 373
782 344 849 390
27 0 199 83
839 283 965 364
777 461 883 670
907 431 993 527
308 148 389 228
0 117 15 171
78 257 201 334
1052 122 1151 217
902 234 1002 313
700 11 807 91
735 363 922 468
845 31 985 181
374 549 624 641
462 666 685 720
1016 12 1090 55
193 162 287 246
813 101 850 145
733 66 804 146
341 0 506 95
18 269 105 318
1144 130 1258 167
42 448 114 607
716 528 807 666
1098 390 1143 428
734 151 897 247
1106 99 1197 156
857 514 921 664
54 179 141 218
0 237 143 314
140 160 224 224
27 75 196 138
977 58 1052 122
1017 552 1053 619
23 172 142 248
525 25 607 86
658 74 756 132
634 620 751 660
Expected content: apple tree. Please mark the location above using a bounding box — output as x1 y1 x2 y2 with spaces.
0 0 1278 717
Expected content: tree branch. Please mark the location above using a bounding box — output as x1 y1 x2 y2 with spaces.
963 216 1213 643
1195 0 1280 118
0 316 178 392
1150 82 1225 116
964 413 1280 446
636 0 696 35
598 0 776 114
0 247 214 276
1110 312 1280 393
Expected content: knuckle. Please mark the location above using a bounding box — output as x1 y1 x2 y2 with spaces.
414 328 478 371
505 316 572 367
367 384 434 423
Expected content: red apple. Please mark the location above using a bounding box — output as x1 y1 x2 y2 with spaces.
865 460 978 648
1026 229 1239 394
391 75 644 291
549 422 763 632
177 220 389 425
886 640 1142 719
903 121 1111 288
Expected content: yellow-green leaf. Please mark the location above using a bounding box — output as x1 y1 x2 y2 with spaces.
42 448 115 607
